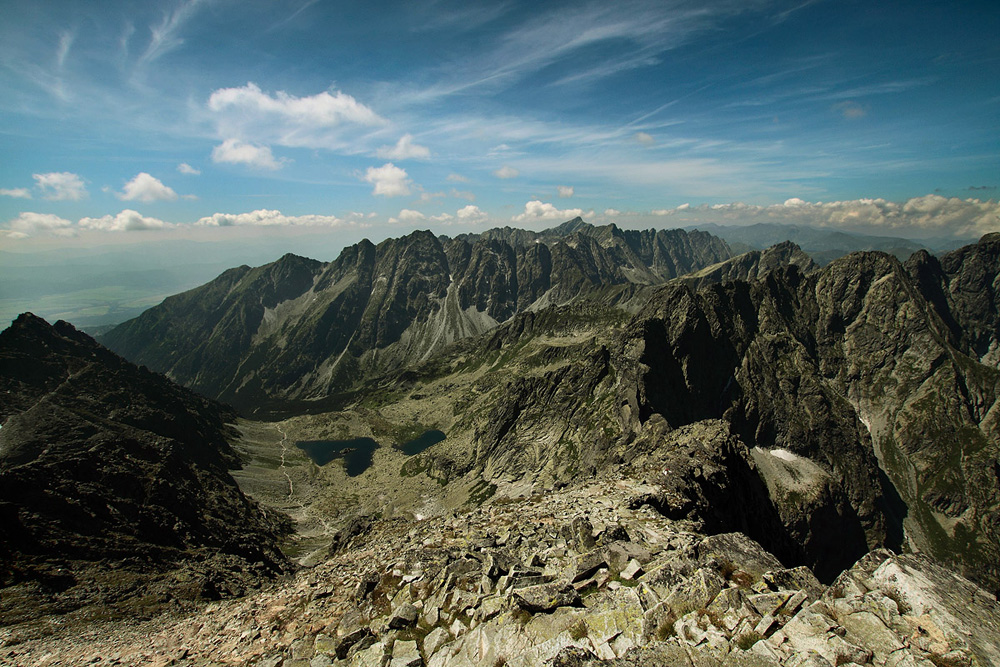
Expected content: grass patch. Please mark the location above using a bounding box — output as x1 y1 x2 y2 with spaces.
734 631 763 650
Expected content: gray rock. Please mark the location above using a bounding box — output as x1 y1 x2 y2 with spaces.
513 582 582 613
389 639 422 667
389 603 419 630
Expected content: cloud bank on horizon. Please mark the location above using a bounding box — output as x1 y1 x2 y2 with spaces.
1 0 998 245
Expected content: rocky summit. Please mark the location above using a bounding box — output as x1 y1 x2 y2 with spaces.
3 476 998 666
1 223 999 666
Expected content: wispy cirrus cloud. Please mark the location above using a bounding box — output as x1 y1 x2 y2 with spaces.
138 0 207 67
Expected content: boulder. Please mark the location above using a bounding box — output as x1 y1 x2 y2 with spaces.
513 582 582 613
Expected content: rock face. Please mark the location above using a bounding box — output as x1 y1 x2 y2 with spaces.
613 243 1000 591
0 314 290 627
100 221 732 411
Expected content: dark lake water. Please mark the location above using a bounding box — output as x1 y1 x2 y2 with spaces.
398 429 446 455
295 438 378 477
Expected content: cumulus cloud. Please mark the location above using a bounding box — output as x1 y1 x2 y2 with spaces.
604 208 621 216
364 163 412 197
33 172 87 201
79 209 171 231
494 166 519 179
0 188 32 199
456 205 488 222
666 195 1000 238
6 212 75 236
212 139 285 170
177 162 201 175
376 134 430 160
207 82 385 151
396 209 426 222
635 132 655 145
117 173 179 202
447 173 470 183
195 209 346 227
557 185 574 198
511 200 591 223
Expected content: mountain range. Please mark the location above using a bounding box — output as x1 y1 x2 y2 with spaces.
2 219 999 664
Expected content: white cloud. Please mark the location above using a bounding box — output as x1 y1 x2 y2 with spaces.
33 172 87 201
511 200 588 222
0 188 32 199
212 139 285 170
195 209 346 227
557 185 574 198
398 209 426 222
117 172 179 202
79 209 171 232
494 166 519 179
604 208 621 216
376 134 430 160
364 163 412 197
456 205 488 222
451 188 475 201
177 162 201 175
430 213 454 222
668 195 1000 238
446 173 470 183
635 132 655 145
834 100 867 119
6 212 75 236
207 82 386 151
419 191 447 203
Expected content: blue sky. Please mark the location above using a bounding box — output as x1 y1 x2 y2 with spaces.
1 0 999 247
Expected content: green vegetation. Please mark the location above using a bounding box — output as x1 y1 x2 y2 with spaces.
734 631 763 650
466 479 497 506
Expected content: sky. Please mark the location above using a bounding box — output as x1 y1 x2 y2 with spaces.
1 0 999 253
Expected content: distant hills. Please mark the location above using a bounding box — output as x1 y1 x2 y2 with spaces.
687 222 973 265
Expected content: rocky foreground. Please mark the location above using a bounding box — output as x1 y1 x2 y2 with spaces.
3 475 997 667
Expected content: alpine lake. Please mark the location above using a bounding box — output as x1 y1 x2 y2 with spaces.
294 429 446 476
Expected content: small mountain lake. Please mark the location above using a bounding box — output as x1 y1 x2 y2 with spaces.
295 438 378 477
398 429 446 455
294 430 446 476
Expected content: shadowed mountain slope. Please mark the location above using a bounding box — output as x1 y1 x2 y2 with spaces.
0 314 290 627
